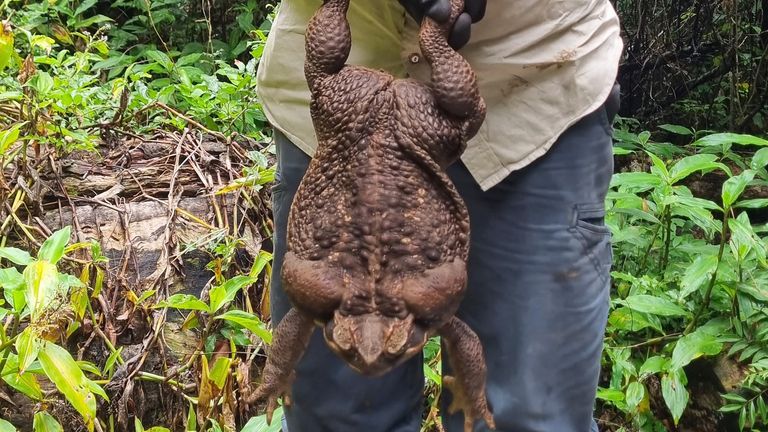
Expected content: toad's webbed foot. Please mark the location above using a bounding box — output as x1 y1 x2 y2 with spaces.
439 316 495 431
246 308 315 424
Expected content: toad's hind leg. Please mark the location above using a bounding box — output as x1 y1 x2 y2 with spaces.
419 0 486 137
304 0 351 92
439 316 495 431
246 308 315 424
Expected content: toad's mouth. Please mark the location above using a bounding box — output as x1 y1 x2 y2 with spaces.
322 310 428 376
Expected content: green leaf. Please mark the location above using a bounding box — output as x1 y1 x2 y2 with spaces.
0 418 16 432
249 250 273 278
38 226 71 265
596 388 625 403
679 255 719 300
670 330 723 370
241 407 284 432
144 50 174 71
750 147 768 170
659 124 693 136
639 355 669 376
209 276 255 313
103 346 123 376
23 261 62 321
208 357 231 390
73 0 97 16
15 327 40 373
0 123 23 154
621 295 690 317
608 307 661 332
647 152 670 180
661 369 689 425
693 133 768 147
610 172 663 191
735 198 768 209
154 294 209 312
29 72 54 95
722 170 756 209
668 154 722 184
1 353 43 400
185 401 196 431
33 411 63 432
74 15 112 29
38 342 99 430
626 381 645 410
0 248 33 266
215 310 272 344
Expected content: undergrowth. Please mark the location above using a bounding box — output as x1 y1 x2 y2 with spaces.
1 1 768 432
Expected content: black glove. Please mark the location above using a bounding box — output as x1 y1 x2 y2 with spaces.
398 0 486 49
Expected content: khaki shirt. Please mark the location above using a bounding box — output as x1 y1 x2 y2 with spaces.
256 0 623 190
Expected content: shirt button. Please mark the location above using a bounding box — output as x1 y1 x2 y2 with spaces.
408 53 420 64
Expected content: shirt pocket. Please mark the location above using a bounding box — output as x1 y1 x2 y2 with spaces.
569 202 613 282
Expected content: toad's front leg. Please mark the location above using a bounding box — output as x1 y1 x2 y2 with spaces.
439 316 495 431
246 308 315 424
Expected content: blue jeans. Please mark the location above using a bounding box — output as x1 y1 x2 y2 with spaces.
268 90 617 432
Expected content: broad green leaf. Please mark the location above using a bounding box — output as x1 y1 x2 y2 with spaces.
135 419 145 432
33 412 62 432
693 133 768 147
670 330 722 370
423 362 441 385
144 50 174 71
0 248 33 266
0 418 16 431
0 123 22 154
154 294 209 312
1 353 43 400
241 407 284 432
0 23 14 73
74 15 113 29
216 310 273 344
38 342 99 431
622 295 689 317
647 152 670 180
722 170 756 209
15 327 40 373
208 357 231 390
29 72 54 95
668 154 722 184
662 370 689 425
38 227 71 265
626 381 646 410
610 172 663 191
639 356 669 376
249 250 273 278
0 267 23 288
209 276 255 313
735 198 768 209
610 207 660 224
596 388 625 403
608 307 660 332
679 255 719 300
751 147 768 170
671 195 723 211
659 124 693 136
73 0 98 16
23 261 61 321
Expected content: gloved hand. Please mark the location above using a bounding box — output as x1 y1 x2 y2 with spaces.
398 0 486 49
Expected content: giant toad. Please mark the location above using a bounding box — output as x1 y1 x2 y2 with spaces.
249 0 493 429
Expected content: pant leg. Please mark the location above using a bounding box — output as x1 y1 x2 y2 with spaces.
441 102 616 432
269 131 425 432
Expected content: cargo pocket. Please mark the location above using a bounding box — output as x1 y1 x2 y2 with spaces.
569 203 613 283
